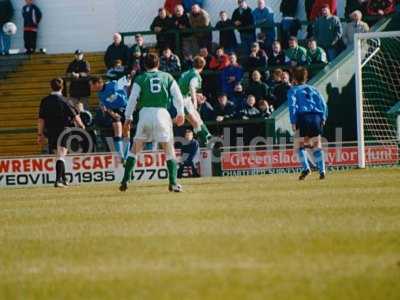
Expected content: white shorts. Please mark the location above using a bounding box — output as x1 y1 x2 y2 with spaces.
184 96 196 115
134 107 173 143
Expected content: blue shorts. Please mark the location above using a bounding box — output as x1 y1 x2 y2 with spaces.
296 113 323 138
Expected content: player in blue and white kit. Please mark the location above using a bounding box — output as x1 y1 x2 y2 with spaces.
288 67 328 180
90 76 131 162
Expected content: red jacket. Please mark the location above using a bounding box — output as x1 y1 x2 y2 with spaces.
367 0 396 16
164 0 181 16
310 0 337 21
209 54 230 70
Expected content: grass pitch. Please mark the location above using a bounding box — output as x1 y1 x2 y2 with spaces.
0 168 399 300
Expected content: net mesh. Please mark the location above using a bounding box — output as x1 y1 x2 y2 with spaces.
360 34 400 144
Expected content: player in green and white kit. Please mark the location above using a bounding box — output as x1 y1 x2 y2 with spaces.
119 54 185 192
178 56 211 146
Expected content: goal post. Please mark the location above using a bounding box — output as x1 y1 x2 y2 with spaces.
354 30 400 168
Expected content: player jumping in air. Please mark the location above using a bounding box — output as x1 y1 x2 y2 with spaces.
178 56 212 146
90 76 131 163
119 53 185 192
288 67 328 180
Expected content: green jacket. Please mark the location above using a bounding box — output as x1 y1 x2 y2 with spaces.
284 46 307 65
306 47 328 65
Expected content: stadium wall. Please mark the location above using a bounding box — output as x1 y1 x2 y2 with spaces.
8 0 346 54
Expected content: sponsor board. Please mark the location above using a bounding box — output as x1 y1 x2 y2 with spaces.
221 145 398 175
0 150 212 188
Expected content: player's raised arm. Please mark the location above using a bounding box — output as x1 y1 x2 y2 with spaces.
125 82 141 122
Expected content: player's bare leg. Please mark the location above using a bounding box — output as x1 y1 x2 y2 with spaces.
119 139 144 192
160 141 183 192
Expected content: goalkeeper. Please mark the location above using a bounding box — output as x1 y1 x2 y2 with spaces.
288 67 328 180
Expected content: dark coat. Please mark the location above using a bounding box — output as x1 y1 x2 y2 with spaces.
150 15 175 49
232 6 255 35
22 4 42 29
215 19 238 50
104 43 130 69
0 0 13 25
66 59 91 98
280 0 299 17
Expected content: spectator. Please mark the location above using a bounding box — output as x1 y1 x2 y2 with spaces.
106 59 126 80
0 0 13 56
197 93 215 121
345 0 368 19
150 8 175 51
128 47 143 78
160 47 181 74
258 99 272 118
178 129 200 178
131 34 148 58
221 53 244 98
164 0 181 16
310 0 338 21
343 10 369 46
367 0 396 16
306 38 328 64
280 0 302 48
181 51 194 71
215 93 237 122
280 0 299 17
246 42 268 73
172 4 192 54
215 11 238 53
22 0 42 54
189 4 212 51
266 68 283 90
273 70 292 108
246 70 271 102
209 47 230 71
252 0 276 48
104 33 130 70
285 36 307 66
305 0 316 20
66 49 91 111
232 0 256 55
268 41 286 66
231 83 247 108
313 5 343 61
182 0 204 12
239 95 261 119
198 47 213 99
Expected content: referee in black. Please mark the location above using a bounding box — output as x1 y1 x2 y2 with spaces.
37 78 85 187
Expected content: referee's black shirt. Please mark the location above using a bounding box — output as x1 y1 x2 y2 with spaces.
38 92 77 133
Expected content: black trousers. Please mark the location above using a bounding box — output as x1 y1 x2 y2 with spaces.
24 31 37 53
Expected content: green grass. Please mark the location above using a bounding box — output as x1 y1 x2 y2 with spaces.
0 168 399 300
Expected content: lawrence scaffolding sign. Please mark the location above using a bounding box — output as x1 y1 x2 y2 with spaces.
0 150 212 188
221 145 399 176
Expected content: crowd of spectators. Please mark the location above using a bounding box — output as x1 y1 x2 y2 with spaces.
95 0 399 125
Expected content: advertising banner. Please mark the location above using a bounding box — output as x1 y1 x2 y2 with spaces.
0 150 212 188
221 145 399 176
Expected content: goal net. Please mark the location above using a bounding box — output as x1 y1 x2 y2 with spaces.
355 31 400 168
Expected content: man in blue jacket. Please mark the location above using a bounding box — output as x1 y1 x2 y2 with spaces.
178 129 200 178
288 67 328 180
252 0 275 48
22 0 42 54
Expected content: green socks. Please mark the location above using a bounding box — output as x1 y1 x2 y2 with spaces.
167 159 178 186
196 124 211 145
122 156 136 184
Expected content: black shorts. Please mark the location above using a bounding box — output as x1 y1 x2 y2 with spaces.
105 109 125 124
296 113 323 138
47 128 72 153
